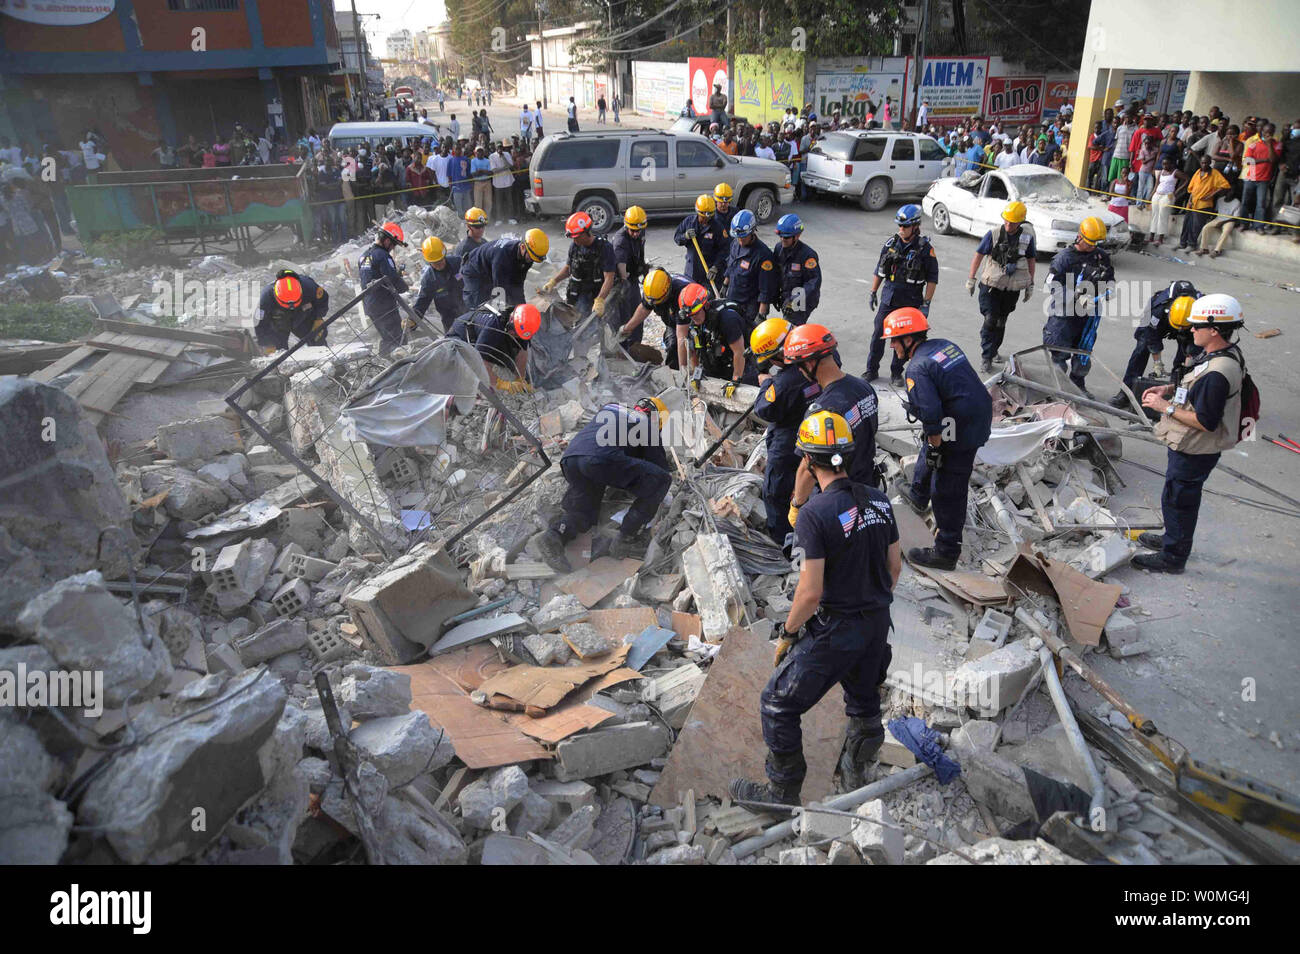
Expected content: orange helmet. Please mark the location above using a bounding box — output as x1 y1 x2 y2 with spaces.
678 283 710 318
511 303 541 340
881 307 929 339
379 222 406 246
273 275 303 309
783 323 837 363
565 211 593 237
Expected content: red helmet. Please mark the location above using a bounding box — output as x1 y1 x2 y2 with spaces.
677 283 710 318
881 307 929 339
273 275 303 309
379 222 406 246
565 211 593 237
783 323 837 363
511 303 541 340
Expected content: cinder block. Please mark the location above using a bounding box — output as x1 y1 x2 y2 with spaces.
234 617 309 666
307 627 350 663
198 589 219 616
211 541 251 593
271 579 311 617
553 722 671 782
971 608 1013 643
273 542 305 575
286 552 337 582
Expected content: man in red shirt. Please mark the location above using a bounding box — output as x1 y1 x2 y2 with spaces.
1242 123 1281 231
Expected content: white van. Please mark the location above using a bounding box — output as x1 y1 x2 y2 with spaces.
327 121 441 152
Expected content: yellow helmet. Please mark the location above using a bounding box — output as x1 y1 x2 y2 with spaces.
713 182 734 201
1002 201 1027 224
421 235 446 263
1168 295 1196 331
796 410 854 466
624 205 647 230
750 316 793 363
523 228 549 262
634 395 669 431
641 267 672 306
465 207 488 227
695 194 717 216
1078 216 1107 245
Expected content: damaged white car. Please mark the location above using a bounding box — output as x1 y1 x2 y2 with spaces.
922 165 1131 256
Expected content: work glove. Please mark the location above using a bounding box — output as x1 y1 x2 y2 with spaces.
924 440 944 471
771 621 802 667
1022 286 1032 303
870 290 879 311
541 276 559 293
690 366 703 391
920 300 931 317
965 277 977 296
592 297 606 317
262 345 278 356
685 228 697 242
708 264 723 284
402 316 418 332
723 381 738 398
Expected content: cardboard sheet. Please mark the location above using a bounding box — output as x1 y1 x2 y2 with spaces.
911 566 1013 606
502 669 642 743
555 556 642 607
650 627 848 806
1006 544 1121 646
476 645 633 710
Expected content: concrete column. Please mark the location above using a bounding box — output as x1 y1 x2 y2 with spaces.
1065 67 1120 191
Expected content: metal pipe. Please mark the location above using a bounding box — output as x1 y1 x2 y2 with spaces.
731 763 931 859
1037 644 1108 828
1138 798 1251 866
1001 372 1147 425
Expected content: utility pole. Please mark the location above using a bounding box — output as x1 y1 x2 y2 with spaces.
910 0 930 129
725 2 733 121
536 2 548 110
350 0 365 118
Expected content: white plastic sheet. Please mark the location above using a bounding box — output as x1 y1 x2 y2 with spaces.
975 418 1066 466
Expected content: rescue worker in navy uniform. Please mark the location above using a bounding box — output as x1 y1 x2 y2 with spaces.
460 228 549 310
866 204 938 386
1134 294 1250 573
1042 215 1115 398
964 201 1036 372
673 194 728 287
1110 283 1201 407
358 222 410 356
539 211 617 317
447 302 540 393
785 324 879 491
254 270 330 353
772 213 821 327
752 318 821 544
720 208 778 330
411 236 463 333
712 182 736 240
455 207 489 259
607 205 649 353
619 268 694 369
885 307 993 571
530 396 673 571
729 410 902 808
677 282 756 387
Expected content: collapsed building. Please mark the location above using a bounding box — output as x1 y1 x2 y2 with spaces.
1 204 1294 867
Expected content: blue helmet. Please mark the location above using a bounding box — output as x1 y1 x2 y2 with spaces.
896 204 923 227
731 208 757 237
775 213 803 237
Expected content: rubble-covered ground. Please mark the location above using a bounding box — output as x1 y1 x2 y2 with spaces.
2 200 1296 867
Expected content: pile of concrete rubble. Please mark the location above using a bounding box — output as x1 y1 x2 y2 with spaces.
0 212 1252 867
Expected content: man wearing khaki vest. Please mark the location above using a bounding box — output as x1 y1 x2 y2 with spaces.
1136 294 1249 573
965 200 1036 372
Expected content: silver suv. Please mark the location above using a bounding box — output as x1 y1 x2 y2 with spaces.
803 130 949 212
525 128 793 233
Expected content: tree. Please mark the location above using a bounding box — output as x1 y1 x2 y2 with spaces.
927 0 1091 73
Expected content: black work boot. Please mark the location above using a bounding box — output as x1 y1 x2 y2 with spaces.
610 531 649 560
1132 551 1185 574
1136 531 1163 550
908 546 958 570
980 357 994 373
890 374 905 388
729 751 805 812
838 717 885 792
891 477 928 515
1107 392 1130 410
530 529 572 573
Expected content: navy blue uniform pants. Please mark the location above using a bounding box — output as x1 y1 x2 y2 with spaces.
462 278 487 311
368 307 404 355
760 610 893 785
977 285 1021 362
782 308 811 327
550 453 671 541
1042 314 1089 385
762 447 798 544
866 297 912 378
911 444 978 559
1161 449 1219 565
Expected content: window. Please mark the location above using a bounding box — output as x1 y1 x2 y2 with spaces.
812 134 856 161
537 139 621 171
677 140 720 168
891 139 915 161
168 0 239 9
919 138 947 162
853 137 887 162
985 175 1010 200
630 140 668 172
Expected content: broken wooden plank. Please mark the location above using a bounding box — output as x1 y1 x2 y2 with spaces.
0 343 78 375
86 332 188 361
29 344 102 383
94 317 248 354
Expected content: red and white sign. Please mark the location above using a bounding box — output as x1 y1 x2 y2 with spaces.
689 57 728 116
983 76 1044 124
0 0 115 25
1042 79 1077 121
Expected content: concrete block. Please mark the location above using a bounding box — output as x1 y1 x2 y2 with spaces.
644 843 707 865
157 415 242 462
880 726 917 768
522 632 571 666
335 666 412 719
641 663 705 729
349 711 454 787
852 799 903 865
827 840 861 865
1069 534 1134 578
531 594 588 632
285 552 337 583
306 628 349 663
1105 609 1148 658
680 533 749 641
271 579 311 617
971 608 1013 643
959 750 1036 823
344 542 476 664
561 622 610 659
458 765 530 829
211 541 252 593
780 846 828 865
531 779 597 813
205 642 244 674
553 721 671 782
949 640 1039 715
549 803 599 850
508 791 555 836
798 805 855 845
233 617 309 666
272 542 305 575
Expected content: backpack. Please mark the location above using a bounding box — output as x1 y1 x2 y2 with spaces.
1217 346 1260 442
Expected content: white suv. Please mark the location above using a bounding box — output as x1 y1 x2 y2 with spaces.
803 131 949 211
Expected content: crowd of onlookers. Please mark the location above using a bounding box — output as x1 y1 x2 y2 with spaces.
0 134 90 268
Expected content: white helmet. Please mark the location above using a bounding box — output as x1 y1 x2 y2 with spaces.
1187 293 1244 329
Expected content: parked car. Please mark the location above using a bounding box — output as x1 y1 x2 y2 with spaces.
327 121 440 152
802 130 949 211
525 129 792 233
922 165 1131 255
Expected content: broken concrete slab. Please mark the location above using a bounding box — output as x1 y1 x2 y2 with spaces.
640 662 706 729
348 710 454 787
458 765 530 828
680 533 749 641
927 836 1083 865
335 666 412 720
553 721 671 782
561 622 611 659
949 640 1039 716
531 594 589 632
852 799 904 865
157 415 243 462
233 617 309 666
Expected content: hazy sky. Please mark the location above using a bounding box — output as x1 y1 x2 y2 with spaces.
344 0 448 43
